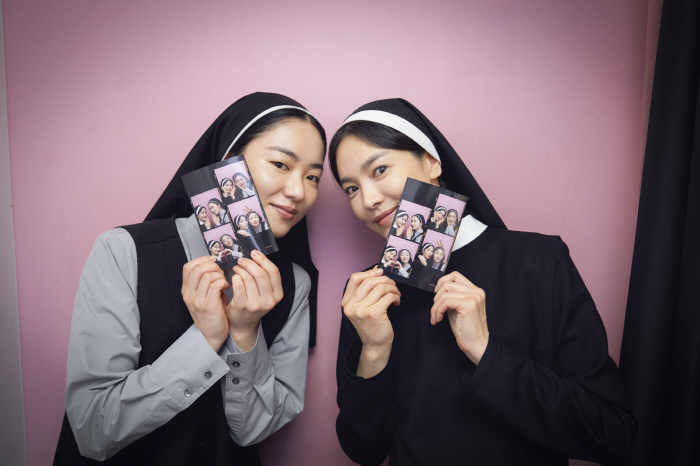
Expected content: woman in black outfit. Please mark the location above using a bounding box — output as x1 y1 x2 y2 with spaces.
328 98 635 465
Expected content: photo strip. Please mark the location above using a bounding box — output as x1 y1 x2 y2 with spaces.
181 155 278 270
378 178 468 291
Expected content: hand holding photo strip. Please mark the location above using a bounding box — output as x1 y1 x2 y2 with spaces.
181 154 278 270
378 178 468 291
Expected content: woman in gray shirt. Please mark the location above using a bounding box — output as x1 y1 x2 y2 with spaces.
55 93 326 465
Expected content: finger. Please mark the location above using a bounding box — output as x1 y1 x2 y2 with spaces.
249 250 283 303
373 291 401 311
230 273 247 310
237 257 275 310
343 269 384 305
205 276 229 308
195 270 226 305
182 256 217 294
352 276 398 304
360 283 401 308
232 264 262 311
435 271 471 293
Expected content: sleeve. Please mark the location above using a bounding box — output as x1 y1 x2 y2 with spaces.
460 239 636 463
65 229 231 461
335 292 399 466
220 263 310 446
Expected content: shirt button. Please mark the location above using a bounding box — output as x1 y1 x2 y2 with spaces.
184 388 192 397
231 377 240 385
204 371 212 379
232 361 241 367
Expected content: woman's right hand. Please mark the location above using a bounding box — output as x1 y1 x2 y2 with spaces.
342 268 401 378
181 256 230 351
418 255 427 266
238 230 250 237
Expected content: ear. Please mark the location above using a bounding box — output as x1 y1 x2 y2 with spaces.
422 152 442 186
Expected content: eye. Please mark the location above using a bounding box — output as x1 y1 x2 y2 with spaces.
307 174 320 183
372 165 387 177
344 185 358 196
272 161 289 170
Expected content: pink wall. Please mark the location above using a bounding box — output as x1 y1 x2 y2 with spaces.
3 1 657 464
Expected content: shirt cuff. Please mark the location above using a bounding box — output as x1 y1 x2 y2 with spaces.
222 324 271 392
150 324 231 408
343 339 394 387
460 336 498 395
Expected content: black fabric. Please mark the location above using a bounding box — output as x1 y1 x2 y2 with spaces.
618 2 700 465
345 99 507 229
336 229 636 465
144 92 319 347
53 218 294 466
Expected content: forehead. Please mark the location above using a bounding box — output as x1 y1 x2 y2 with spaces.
248 119 325 164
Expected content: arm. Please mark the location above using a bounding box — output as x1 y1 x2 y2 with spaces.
335 269 401 466
221 263 310 446
65 229 231 460
437 240 636 462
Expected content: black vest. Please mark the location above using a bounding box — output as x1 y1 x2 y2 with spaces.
54 218 295 466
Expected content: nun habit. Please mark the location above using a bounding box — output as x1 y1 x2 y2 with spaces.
334 99 635 465
55 93 322 466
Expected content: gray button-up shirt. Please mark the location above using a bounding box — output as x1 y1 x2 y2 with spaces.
65 214 309 460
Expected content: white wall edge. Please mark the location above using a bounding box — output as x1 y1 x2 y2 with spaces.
0 2 28 465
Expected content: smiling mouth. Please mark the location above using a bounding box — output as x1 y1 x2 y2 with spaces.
374 206 397 227
272 204 297 220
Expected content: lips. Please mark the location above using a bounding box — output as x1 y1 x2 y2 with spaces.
271 204 297 220
374 206 397 227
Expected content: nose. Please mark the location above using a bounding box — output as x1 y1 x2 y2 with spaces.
283 173 304 201
362 184 383 211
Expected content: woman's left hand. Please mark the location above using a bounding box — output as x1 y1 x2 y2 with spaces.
431 272 489 365
227 250 284 351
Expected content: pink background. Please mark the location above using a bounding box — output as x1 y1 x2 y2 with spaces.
228 197 266 224
435 193 467 224
190 188 224 225
203 223 237 246
422 230 456 262
3 1 662 465
397 199 432 233
213 159 254 191
386 235 420 261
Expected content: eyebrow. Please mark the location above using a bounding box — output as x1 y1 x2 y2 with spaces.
338 151 389 185
267 146 324 171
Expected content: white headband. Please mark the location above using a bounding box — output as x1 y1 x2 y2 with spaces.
222 105 315 161
342 110 441 162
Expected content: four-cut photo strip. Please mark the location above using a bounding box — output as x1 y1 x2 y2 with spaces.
181 155 277 270
378 178 468 291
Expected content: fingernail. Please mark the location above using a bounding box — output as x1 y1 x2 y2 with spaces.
251 250 261 259
374 269 382 275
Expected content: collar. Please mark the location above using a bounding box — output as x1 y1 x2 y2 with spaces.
452 215 487 252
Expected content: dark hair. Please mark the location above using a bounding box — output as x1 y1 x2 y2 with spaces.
328 121 426 184
398 248 413 266
227 108 327 158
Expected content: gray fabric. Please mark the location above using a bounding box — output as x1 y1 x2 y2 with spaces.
65 214 309 460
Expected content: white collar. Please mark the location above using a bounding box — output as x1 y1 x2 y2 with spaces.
452 215 488 252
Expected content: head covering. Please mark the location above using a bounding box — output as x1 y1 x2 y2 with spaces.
434 206 447 216
220 177 233 188
421 243 434 253
383 246 397 258
338 99 506 229
413 213 425 225
234 214 247 228
396 210 408 220
195 205 206 218
208 198 225 208
144 92 322 346
207 240 220 251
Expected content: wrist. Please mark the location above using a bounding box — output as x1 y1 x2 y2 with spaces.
461 333 489 365
357 342 392 378
229 322 259 352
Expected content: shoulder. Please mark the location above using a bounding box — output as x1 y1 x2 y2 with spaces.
291 263 312 298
